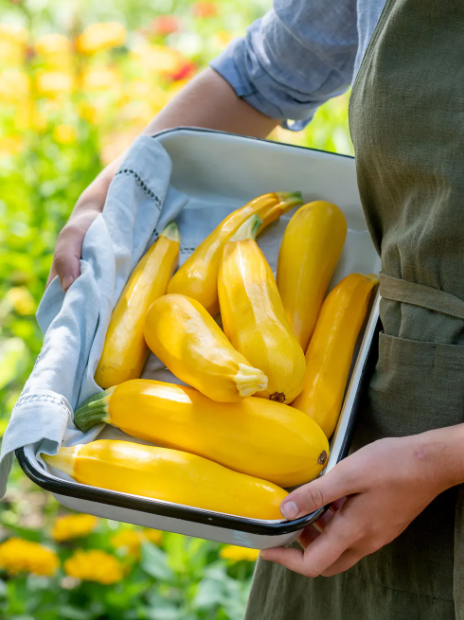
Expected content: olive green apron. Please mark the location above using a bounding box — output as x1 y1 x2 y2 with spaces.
245 1 464 618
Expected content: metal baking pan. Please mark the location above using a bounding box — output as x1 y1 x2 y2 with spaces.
16 127 381 549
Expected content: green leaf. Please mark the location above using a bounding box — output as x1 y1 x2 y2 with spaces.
141 542 174 581
146 606 184 620
58 605 92 620
0 338 27 390
194 579 224 609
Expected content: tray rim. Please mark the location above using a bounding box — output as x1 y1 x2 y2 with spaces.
152 125 355 161
16 127 374 538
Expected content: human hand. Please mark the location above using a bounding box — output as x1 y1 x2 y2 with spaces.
261 430 462 577
46 160 121 291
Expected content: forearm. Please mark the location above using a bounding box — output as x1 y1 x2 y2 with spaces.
50 68 280 290
144 68 280 138
91 68 279 197
411 423 464 492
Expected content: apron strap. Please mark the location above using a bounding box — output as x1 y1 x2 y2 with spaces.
380 273 464 321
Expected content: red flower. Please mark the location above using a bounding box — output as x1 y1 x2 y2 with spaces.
193 2 218 18
150 15 181 36
167 59 197 82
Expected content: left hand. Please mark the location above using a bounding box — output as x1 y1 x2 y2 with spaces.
261 431 460 577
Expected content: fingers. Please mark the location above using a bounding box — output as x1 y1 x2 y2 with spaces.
299 526 320 549
47 209 100 292
46 265 58 289
331 497 347 512
312 508 334 533
53 225 84 291
261 521 351 578
262 501 366 578
281 460 359 520
261 546 306 572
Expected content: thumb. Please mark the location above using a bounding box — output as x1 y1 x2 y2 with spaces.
280 460 359 520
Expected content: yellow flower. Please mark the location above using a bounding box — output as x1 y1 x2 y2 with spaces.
35 33 72 68
220 545 260 562
214 31 234 50
6 287 36 315
77 100 98 124
35 33 72 56
53 124 76 145
0 538 59 576
0 23 28 46
111 528 162 558
64 549 123 584
131 44 184 77
0 69 30 103
76 22 126 55
0 24 28 64
31 109 48 132
143 529 163 545
81 67 120 92
0 136 24 157
52 514 97 542
36 71 74 96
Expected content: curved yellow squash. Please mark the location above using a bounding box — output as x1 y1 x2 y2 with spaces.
218 215 306 404
144 294 267 402
277 201 347 351
292 273 378 438
74 379 329 487
95 223 180 389
44 440 288 520
167 191 303 316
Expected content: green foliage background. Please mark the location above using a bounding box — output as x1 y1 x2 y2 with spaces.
0 0 352 618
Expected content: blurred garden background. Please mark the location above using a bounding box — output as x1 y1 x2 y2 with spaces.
0 0 352 617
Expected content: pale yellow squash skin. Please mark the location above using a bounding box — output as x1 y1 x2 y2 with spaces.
167 191 303 316
95 224 180 389
144 294 267 402
277 201 347 352
44 440 288 520
74 379 329 487
292 273 378 438
218 216 306 404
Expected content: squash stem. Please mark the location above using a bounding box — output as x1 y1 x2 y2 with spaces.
234 363 268 397
230 215 263 242
275 191 303 212
160 221 180 243
73 387 114 432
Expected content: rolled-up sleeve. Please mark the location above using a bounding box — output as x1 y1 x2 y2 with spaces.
210 0 358 130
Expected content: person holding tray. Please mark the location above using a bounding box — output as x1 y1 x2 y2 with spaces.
47 0 464 618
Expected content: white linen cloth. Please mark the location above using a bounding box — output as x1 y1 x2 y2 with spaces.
0 135 188 496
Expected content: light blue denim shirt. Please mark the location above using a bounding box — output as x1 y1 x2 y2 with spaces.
210 0 385 130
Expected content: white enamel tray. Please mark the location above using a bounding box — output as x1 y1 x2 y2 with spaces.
17 128 381 550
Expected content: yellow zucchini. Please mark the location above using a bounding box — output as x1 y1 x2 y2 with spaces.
144 294 267 402
95 223 180 389
167 192 303 316
218 215 306 404
44 440 288 520
277 201 347 351
292 273 378 438
74 379 329 487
